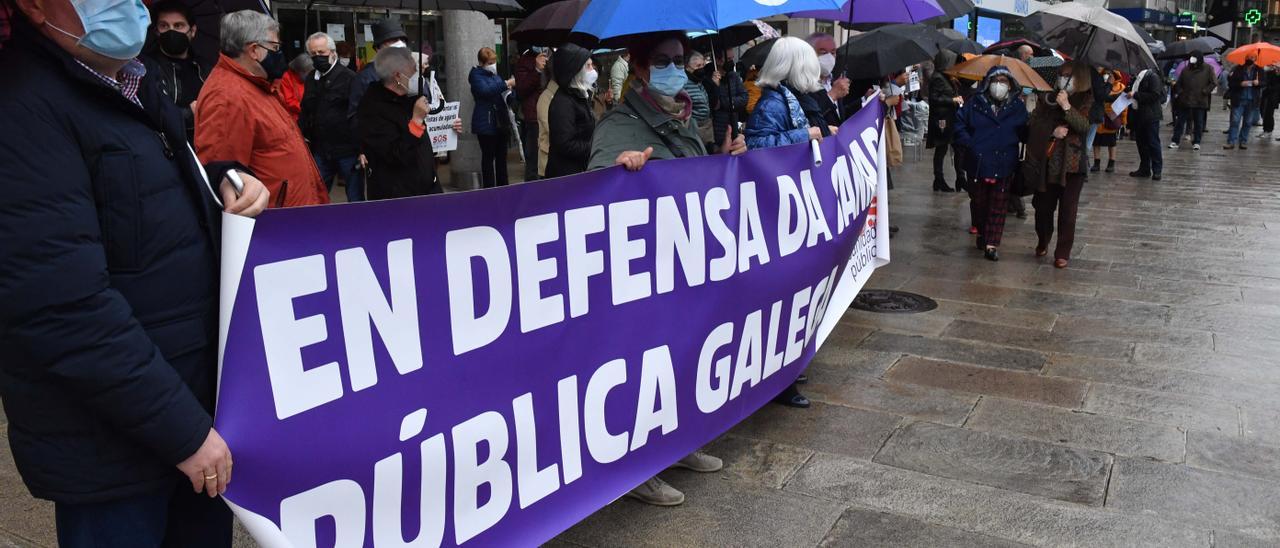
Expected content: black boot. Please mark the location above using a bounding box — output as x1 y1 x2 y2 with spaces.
1090 159 1101 172
773 383 810 408
933 179 955 192
1105 160 1115 173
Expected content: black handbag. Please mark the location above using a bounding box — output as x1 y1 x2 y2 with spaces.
1011 143 1035 197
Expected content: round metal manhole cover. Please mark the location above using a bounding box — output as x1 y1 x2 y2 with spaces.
851 290 938 314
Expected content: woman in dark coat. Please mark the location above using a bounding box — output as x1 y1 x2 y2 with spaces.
469 47 515 187
546 44 597 178
1026 61 1093 269
954 66 1028 261
927 49 964 192
357 47 443 199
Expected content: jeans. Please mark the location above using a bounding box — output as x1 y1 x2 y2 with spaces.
1133 118 1162 175
521 121 540 182
1228 99 1260 144
1084 123 1099 154
1033 173 1085 261
478 132 510 188
313 151 364 202
56 482 232 548
1171 107 1207 144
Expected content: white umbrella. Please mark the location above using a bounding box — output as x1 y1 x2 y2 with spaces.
1025 3 1157 75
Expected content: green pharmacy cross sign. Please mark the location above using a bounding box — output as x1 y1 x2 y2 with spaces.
1244 8 1263 26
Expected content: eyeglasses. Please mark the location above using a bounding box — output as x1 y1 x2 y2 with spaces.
649 54 686 70
255 41 282 53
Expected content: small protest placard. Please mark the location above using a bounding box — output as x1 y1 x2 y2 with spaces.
426 101 460 152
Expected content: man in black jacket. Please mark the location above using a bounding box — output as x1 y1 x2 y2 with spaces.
0 0 268 545
139 0 207 142
301 31 363 202
1129 68 1165 180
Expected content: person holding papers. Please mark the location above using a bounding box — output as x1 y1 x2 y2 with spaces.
1092 69 1127 173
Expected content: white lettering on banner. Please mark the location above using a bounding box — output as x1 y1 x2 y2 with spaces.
446 227 513 355
737 182 770 272
564 206 605 318
609 199 652 305
703 187 737 282
255 255 344 420
336 239 422 392
515 213 564 333
655 192 706 294
268 270 848 547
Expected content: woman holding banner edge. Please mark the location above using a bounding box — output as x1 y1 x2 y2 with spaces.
586 31 746 508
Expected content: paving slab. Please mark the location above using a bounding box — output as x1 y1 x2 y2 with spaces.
1107 457 1280 542
1132 344 1280 385
804 377 977 425
860 331 1048 372
873 422 1112 505
556 469 846 548
699 435 814 490
786 452 1207 548
964 398 1186 463
840 308 956 336
1083 383 1240 435
885 357 1088 408
897 276 1018 306
929 299 1057 330
1003 290 1171 327
943 319 1135 360
1187 429 1280 482
818 506 1032 547
0 437 52 548
808 348 902 381
1042 354 1280 409
725 402 900 460
1050 316 1214 350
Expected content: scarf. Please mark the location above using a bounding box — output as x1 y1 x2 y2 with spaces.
1131 70 1149 110
633 79 692 123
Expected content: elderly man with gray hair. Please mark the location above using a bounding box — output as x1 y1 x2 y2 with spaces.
300 31 364 202
356 46 461 199
195 10 329 206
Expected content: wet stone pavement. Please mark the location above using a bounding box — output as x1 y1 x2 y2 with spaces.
4 109 1280 547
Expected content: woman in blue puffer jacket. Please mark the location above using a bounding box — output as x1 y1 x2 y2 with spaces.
745 37 835 151
954 65 1029 262
470 47 515 187
741 36 834 410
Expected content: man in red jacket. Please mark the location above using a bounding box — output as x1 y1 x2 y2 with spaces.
196 10 328 207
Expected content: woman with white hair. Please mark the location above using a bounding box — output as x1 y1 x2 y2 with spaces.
356 46 459 199
744 36 837 151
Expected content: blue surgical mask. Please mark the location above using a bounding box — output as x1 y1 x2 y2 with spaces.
647 63 688 97
45 0 151 60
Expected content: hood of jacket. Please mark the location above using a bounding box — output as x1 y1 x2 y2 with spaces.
552 43 592 90
976 65 1022 96
933 49 958 73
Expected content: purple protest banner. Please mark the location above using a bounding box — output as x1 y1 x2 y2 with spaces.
215 100 889 547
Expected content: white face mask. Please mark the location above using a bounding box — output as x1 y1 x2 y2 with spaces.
389 40 407 49
401 73 421 97
818 53 836 76
338 58 350 67
583 68 599 89
988 81 1009 101
484 63 498 74
1188 56 1198 65
1102 73 1111 83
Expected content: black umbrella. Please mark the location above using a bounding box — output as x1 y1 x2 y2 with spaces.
1156 36 1225 59
983 37 1049 57
689 23 764 52
945 37 983 55
835 24 939 80
739 37 777 71
1130 24 1164 55
170 0 269 65
922 0 976 25
511 0 589 47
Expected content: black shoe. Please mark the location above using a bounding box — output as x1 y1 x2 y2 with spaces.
1151 173 1162 181
796 374 809 385
984 247 999 261
1015 210 1027 219
1105 160 1116 173
933 179 955 192
976 235 986 250
1129 170 1151 178
1090 159 1101 172
773 385 810 408
1240 144 1248 150
889 225 899 234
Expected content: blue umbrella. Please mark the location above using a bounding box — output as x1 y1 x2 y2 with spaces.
571 0 843 41
787 0 944 25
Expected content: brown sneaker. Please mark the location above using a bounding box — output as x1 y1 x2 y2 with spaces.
669 451 724 473
625 476 685 506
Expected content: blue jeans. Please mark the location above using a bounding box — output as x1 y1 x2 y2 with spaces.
314 151 364 202
1084 123 1099 154
1228 99 1260 145
56 483 232 548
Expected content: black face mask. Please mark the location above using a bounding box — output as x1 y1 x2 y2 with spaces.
259 47 288 80
1246 59 1256 67
312 54 332 74
157 30 190 57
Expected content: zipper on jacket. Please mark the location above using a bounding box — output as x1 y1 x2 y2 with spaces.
157 131 174 159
